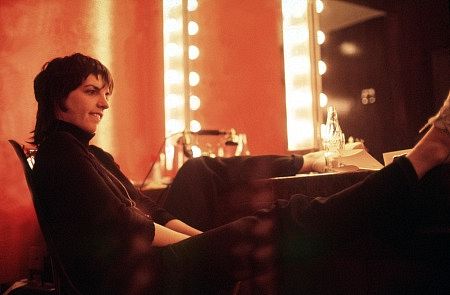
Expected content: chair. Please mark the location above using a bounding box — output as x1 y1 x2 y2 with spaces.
8 140 82 295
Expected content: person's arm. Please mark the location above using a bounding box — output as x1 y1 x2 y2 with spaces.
299 150 326 173
89 145 177 225
164 219 203 236
152 223 191 246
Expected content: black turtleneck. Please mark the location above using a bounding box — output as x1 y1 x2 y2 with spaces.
50 119 96 145
31 120 174 293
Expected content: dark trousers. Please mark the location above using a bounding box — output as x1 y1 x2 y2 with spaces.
163 155 303 231
154 157 450 294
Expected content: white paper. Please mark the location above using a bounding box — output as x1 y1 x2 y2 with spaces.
339 148 384 170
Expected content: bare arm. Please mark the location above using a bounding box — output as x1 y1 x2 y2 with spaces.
165 219 203 236
152 223 191 246
299 150 326 173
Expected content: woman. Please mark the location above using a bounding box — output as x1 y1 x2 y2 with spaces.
31 53 450 294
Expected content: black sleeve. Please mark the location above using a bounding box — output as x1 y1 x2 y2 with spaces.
32 132 156 284
89 145 176 225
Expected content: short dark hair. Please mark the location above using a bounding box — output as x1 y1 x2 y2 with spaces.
32 53 114 145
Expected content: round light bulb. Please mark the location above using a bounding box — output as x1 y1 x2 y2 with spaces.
189 71 200 86
189 95 201 111
316 0 324 14
317 30 325 45
187 0 198 11
166 43 182 57
188 45 200 60
188 21 199 35
191 145 202 158
319 92 328 107
318 60 327 75
190 119 201 132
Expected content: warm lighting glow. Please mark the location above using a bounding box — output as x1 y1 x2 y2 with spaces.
166 42 183 57
317 30 325 45
166 119 184 135
189 95 201 110
164 0 185 171
284 26 309 44
191 145 202 157
282 0 307 18
320 92 328 107
165 18 183 33
165 0 181 8
189 71 200 86
188 45 200 60
318 60 327 75
188 21 199 35
190 120 201 132
282 0 316 150
316 0 324 14
285 56 311 75
187 0 198 12
340 42 361 56
91 0 113 150
165 143 175 170
165 69 184 85
166 94 184 109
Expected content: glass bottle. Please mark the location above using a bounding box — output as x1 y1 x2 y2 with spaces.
323 106 345 170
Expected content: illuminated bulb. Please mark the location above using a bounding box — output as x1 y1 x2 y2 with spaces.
282 0 307 19
319 92 328 107
190 95 201 111
285 26 309 44
316 0 324 14
165 0 182 9
187 0 198 11
166 42 182 57
191 145 202 158
318 60 327 75
167 119 184 135
189 71 200 86
188 21 199 35
166 69 183 84
190 120 201 132
166 94 184 109
165 18 182 33
188 45 200 60
286 56 310 75
317 30 325 45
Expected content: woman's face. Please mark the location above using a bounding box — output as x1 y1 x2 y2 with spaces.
57 74 111 133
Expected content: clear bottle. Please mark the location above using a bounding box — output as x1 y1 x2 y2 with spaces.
323 106 345 170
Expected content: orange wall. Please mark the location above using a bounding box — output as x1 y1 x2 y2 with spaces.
0 0 166 283
191 0 288 156
0 0 289 283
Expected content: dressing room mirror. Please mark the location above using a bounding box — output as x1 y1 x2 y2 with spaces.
184 0 289 155
185 0 321 155
317 0 389 161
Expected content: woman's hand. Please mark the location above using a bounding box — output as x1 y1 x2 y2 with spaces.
299 150 326 173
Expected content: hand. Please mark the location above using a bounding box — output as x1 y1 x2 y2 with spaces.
299 150 326 173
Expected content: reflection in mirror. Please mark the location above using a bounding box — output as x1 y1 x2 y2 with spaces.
318 0 389 161
163 0 322 167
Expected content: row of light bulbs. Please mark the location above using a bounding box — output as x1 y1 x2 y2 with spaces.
164 0 328 152
163 0 202 140
186 0 202 133
316 0 328 108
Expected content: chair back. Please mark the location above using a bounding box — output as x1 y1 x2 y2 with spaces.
8 140 82 295
8 139 34 189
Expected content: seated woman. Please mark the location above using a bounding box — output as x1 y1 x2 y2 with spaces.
31 53 450 294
